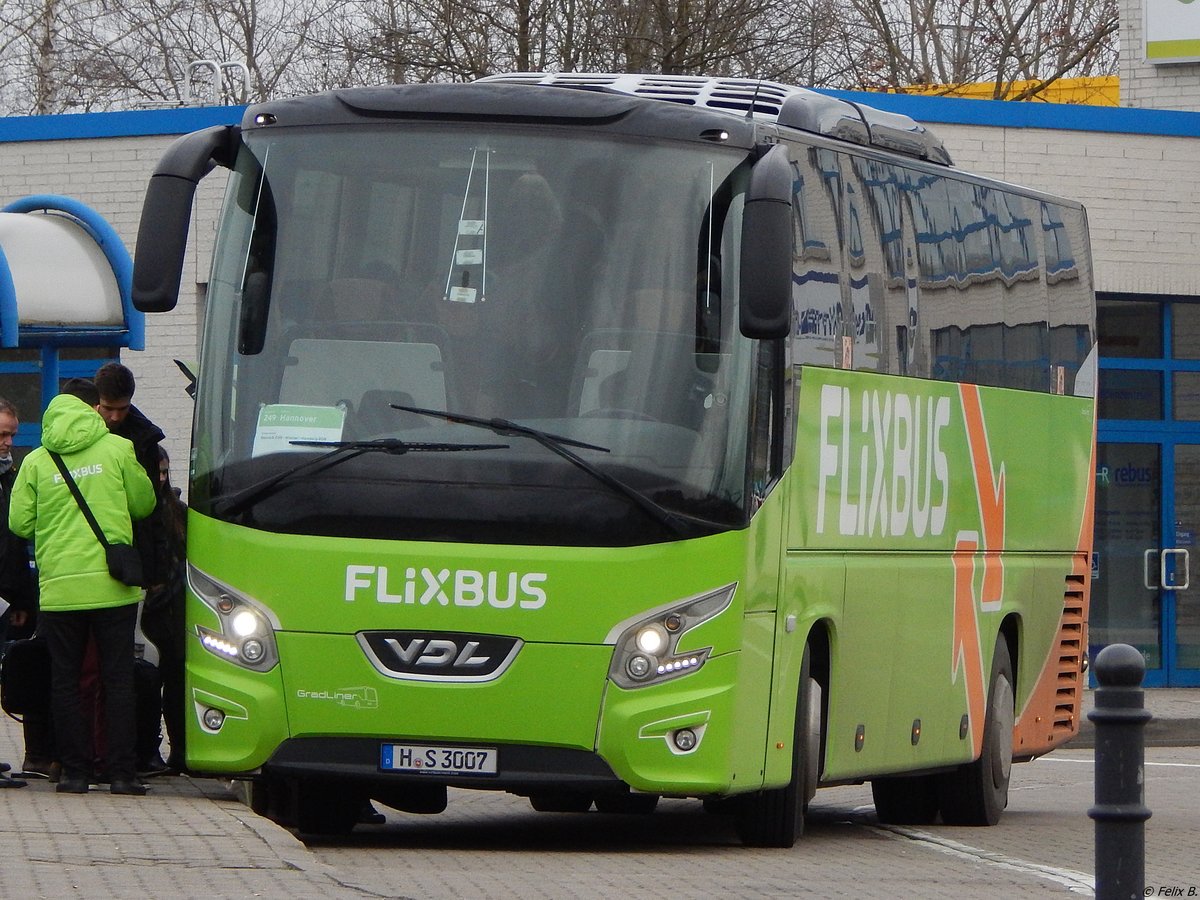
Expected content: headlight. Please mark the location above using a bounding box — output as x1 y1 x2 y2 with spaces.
606 584 735 689
189 563 280 672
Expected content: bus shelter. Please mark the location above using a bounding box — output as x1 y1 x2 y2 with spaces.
0 194 141 454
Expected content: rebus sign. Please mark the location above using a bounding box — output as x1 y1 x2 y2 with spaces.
817 383 952 538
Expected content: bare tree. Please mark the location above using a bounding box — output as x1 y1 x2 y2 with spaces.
0 0 78 114
0 0 1120 114
0 0 333 113
839 0 1118 99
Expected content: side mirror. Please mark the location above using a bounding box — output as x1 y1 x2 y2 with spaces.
133 125 240 313
739 144 793 340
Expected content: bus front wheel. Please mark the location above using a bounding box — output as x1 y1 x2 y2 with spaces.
735 644 821 848
937 637 1014 826
295 780 363 836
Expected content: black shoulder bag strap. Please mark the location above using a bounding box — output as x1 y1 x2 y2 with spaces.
48 451 112 551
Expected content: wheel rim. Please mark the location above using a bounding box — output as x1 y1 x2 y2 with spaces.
990 673 1015 789
804 678 822 801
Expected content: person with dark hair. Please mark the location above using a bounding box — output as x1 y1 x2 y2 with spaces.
93 364 164 500
92 362 173 775
61 378 100 407
0 397 35 787
8 392 156 795
138 445 187 772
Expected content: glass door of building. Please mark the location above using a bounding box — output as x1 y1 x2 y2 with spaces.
1093 439 1199 685
1095 296 1200 686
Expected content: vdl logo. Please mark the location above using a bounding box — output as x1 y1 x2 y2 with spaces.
357 631 523 682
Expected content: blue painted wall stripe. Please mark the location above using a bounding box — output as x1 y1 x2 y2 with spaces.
0 105 243 143
818 88 1200 137
0 87 1198 143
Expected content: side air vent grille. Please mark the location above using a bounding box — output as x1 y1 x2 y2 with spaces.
1053 573 1089 736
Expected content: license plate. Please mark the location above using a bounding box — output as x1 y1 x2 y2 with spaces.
380 743 498 776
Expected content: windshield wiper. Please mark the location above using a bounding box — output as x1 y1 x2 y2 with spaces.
216 437 508 516
392 406 610 453
392 404 696 537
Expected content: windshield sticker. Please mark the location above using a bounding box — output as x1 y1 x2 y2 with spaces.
252 404 346 457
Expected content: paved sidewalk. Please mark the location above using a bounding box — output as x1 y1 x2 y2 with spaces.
0 716 356 899
0 687 1194 899
1070 686 1200 748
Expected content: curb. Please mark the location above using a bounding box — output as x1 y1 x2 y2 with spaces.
194 777 344 882
1064 717 1200 750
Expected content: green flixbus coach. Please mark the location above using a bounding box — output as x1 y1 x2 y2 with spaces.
131 73 1096 846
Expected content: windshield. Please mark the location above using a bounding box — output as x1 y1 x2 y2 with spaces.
193 124 759 546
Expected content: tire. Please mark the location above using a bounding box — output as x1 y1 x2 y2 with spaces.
871 774 941 825
248 773 295 827
937 637 1014 826
296 781 362 836
736 645 822 848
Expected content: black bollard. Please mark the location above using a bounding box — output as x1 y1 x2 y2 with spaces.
1087 643 1152 900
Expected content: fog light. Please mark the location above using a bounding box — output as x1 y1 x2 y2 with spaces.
203 707 226 731
627 654 651 679
242 639 265 662
673 728 698 752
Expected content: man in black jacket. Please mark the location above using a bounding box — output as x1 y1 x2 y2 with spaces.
0 397 37 787
93 363 172 775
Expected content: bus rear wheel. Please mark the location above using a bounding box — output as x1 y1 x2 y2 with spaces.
937 637 1014 826
736 644 821 848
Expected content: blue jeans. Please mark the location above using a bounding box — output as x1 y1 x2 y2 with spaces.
41 603 138 782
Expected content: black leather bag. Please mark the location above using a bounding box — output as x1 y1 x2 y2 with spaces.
0 636 50 720
105 543 145 588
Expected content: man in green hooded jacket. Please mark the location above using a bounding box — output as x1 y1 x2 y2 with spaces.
8 393 156 795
